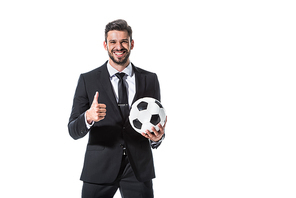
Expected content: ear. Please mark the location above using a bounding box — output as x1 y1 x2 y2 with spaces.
130 40 134 50
103 41 108 50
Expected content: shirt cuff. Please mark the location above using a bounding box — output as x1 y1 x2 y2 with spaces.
84 112 94 129
150 134 165 149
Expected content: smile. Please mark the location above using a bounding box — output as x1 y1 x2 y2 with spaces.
114 51 125 57
114 51 126 58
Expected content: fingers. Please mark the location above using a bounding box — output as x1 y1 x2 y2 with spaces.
141 129 153 139
92 92 106 109
92 91 99 105
140 117 167 141
157 123 164 134
94 104 106 114
94 103 106 120
141 125 164 142
86 91 107 123
94 103 106 111
141 130 156 141
163 116 167 128
141 132 149 139
151 126 160 137
92 92 106 111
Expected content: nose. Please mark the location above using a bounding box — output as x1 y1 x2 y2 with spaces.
114 42 123 51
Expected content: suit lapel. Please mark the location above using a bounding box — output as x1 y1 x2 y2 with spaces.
132 64 146 105
97 63 121 119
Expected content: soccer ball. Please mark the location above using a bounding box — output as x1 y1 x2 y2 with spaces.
129 97 166 133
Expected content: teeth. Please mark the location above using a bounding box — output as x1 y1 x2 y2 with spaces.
115 52 123 55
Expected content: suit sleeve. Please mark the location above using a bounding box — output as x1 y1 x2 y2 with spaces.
68 74 91 140
154 74 161 101
150 74 165 149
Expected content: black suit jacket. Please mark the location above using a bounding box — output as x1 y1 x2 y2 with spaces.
68 61 162 184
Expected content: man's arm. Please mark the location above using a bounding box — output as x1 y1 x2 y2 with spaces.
68 75 106 140
68 74 91 140
141 74 167 148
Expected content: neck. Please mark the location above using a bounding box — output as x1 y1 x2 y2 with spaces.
109 59 130 72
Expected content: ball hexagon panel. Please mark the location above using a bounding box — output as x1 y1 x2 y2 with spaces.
133 119 142 129
150 114 160 125
137 101 148 111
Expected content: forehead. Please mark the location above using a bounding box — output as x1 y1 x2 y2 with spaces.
107 30 130 41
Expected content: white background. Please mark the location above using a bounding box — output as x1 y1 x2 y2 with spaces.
1 0 296 197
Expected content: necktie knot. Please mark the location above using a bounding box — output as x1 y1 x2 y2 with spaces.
115 72 126 80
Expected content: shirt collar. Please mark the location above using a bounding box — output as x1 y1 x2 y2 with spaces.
107 61 133 78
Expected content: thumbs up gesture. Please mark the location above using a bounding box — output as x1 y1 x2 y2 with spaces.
86 92 106 124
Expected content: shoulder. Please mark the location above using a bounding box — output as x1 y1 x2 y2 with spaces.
132 63 157 77
80 61 108 78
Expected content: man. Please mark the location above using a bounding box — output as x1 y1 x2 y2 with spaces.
68 19 166 198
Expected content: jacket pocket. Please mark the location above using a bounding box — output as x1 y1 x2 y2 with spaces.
87 144 105 151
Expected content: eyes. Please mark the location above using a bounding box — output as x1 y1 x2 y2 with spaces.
109 40 129 45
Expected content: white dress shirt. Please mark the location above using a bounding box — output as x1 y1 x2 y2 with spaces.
107 61 136 107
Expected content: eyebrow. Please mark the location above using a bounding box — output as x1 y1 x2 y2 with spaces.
108 39 129 43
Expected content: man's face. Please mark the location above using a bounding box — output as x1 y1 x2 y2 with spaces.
104 30 134 66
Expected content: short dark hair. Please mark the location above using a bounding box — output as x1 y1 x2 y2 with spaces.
105 19 133 43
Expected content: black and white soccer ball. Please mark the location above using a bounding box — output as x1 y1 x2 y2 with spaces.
129 97 166 133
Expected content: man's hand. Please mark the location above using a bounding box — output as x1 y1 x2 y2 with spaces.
86 92 106 124
141 116 167 142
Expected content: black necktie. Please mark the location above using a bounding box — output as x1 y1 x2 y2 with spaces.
115 73 129 119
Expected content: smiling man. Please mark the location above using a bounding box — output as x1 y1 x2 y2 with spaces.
68 19 166 198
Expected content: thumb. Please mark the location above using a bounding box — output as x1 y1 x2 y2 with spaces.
92 91 99 105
